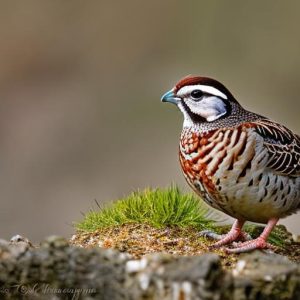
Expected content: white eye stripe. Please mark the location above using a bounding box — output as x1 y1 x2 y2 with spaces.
177 85 228 100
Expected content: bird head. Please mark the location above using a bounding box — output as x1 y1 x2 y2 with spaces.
161 76 239 127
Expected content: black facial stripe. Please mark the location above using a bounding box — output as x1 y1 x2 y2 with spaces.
222 99 231 117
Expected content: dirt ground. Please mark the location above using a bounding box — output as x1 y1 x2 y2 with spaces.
71 223 300 270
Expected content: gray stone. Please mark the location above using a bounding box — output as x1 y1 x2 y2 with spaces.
126 253 232 300
0 236 131 299
0 236 299 299
232 251 300 300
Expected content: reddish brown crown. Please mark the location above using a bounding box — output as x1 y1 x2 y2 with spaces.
174 75 235 100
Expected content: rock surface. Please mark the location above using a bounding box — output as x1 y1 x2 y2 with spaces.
0 235 299 299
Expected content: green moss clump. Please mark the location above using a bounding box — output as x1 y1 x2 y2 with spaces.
75 185 288 248
76 186 215 232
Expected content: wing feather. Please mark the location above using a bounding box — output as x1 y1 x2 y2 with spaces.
250 119 300 176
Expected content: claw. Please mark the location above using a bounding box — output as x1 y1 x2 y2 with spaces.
225 237 276 254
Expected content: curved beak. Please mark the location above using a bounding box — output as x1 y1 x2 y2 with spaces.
161 89 180 105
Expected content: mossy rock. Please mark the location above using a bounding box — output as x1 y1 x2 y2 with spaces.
73 186 300 268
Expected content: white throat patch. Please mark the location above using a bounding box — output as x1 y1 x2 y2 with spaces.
178 102 194 127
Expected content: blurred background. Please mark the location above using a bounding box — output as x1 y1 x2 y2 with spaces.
0 1 299 241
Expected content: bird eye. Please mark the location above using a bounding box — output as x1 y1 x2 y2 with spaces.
191 89 203 100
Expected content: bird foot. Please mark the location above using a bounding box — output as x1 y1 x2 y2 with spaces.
199 228 252 250
200 218 278 254
225 237 276 254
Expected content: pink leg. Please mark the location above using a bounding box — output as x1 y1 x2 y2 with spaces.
226 218 278 254
208 219 245 249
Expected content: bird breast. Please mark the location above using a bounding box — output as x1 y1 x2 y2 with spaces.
179 125 300 223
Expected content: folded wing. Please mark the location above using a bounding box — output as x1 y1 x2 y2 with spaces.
251 119 300 176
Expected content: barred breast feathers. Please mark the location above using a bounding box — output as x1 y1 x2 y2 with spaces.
180 125 256 183
182 113 300 178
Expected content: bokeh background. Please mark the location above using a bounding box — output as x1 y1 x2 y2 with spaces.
1 1 299 241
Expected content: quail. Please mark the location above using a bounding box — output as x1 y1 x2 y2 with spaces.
161 75 300 253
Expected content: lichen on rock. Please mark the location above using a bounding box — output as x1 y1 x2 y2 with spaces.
0 235 299 299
